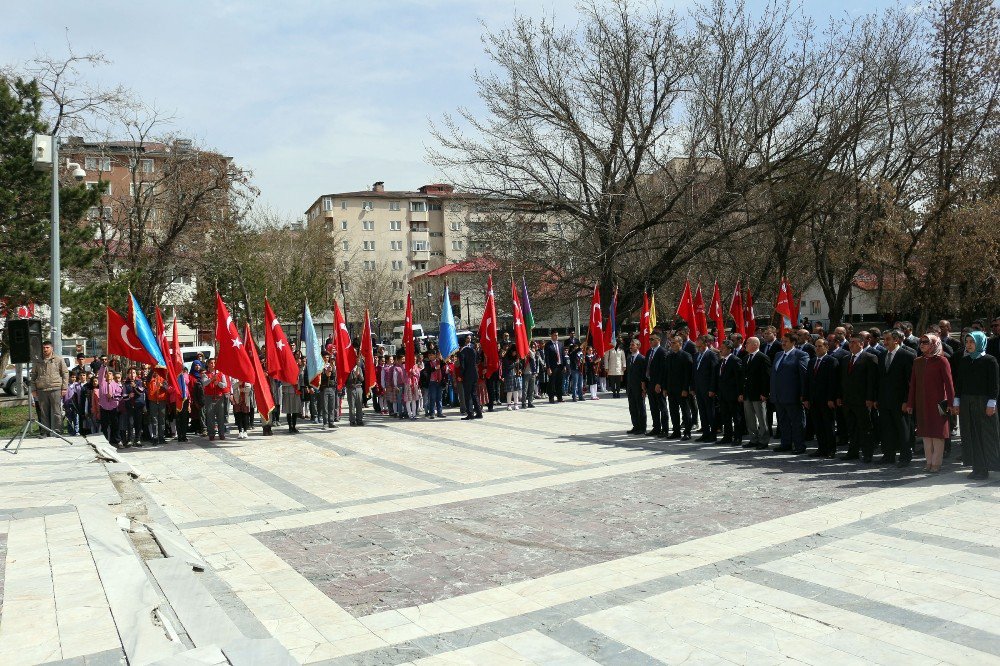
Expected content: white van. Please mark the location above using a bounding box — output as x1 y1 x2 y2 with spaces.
179 345 214 370
391 324 425 351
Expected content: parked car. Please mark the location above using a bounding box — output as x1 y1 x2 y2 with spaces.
2 369 28 396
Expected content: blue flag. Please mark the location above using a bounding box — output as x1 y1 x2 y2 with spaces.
439 286 459 359
129 292 166 367
301 301 323 386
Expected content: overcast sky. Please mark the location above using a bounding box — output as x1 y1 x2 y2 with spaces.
3 1 895 219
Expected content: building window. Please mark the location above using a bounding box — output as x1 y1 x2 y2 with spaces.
363 260 376 271
413 261 428 270
410 201 426 212
429 231 442 237
390 240 402 251
430 251 443 256
86 181 112 195
412 241 428 252
450 221 462 231
452 240 464 250
341 220 348 230
809 300 822 315
410 222 427 231
322 197 333 211
393 299 405 310
389 201 401 211
84 156 112 171
363 240 375 251
343 260 350 270
391 260 403 271
342 240 349 251
362 201 373 211
140 158 154 173
87 206 113 220
449 203 462 213
429 203 442 211
389 220 401 231
392 280 404 290
341 200 347 210
362 220 374 231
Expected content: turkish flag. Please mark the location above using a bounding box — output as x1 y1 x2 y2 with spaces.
403 294 415 371
709 281 725 347
214 292 255 382
675 280 697 341
729 280 746 339
107 307 159 366
170 313 184 408
155 308 182 404
788 280 800 330
511 281 530 359
243 322 275 421
744 287 756 338
478 276 500 375
775 277 793 335
333 300 357 390
588 284 605 358
360 309 376 391
263 299 298 385
638 292 651 355
693 283 708 340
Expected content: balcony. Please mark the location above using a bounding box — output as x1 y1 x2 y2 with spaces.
411 248 430 262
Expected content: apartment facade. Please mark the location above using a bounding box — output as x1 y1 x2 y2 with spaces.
304 182 488 321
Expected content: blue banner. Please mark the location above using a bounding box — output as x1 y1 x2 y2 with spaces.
439 286 459 359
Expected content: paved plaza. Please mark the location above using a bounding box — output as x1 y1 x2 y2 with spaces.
0 397 999 664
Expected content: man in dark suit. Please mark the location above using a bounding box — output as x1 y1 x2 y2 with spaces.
901 321 920 351
987 317 1000 358
838 333 878 461
677 326 700 429
796 329 817 362
804 337 840 457
878 329 916 466
716 340 744 445
544 331 565 403
693 335 719 442
664 336 694 440
760 326 780 437
770 332 809 453
458 336 483 420
829 340 850 452
644 334 668 436
740 336 771 450
624 339 647 435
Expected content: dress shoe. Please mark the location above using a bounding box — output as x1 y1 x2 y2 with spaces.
732 439 743 446
718 437 732 444
840 453 860 460
474 414 483 419
862 455 874 463
680 435 691 441
754 443 768 450
626 429 639 435
896 460 911 468
696 435 711 442
809 450 824 457
647 429 663 437
670 432 682 439
462 416 474 421
879 455 895 464
741 441 756 449
773 445 792 452
793 447 807 454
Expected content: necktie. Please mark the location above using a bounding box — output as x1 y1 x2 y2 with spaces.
886 351 894 372
775 353 783 369
814 357 821 376
849 356 856 373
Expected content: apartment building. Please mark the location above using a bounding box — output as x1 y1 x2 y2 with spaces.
304 182 485 320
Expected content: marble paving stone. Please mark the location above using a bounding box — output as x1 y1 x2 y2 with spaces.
257 450 918 617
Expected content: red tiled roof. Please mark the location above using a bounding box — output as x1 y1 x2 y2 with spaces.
411 257 498 280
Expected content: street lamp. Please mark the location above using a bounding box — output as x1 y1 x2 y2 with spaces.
32 134 87 349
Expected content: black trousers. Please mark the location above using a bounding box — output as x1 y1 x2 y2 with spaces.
766 401 776 435
486 377 500 410
548 368 564 401
667 393 692 435
845 401 874 458
718 398 740 441
608 376 622 397
647 390 666 432
176 405 189 440
463 380 483 417
101 408 120 445
811 402 836 454
627 386 646 431
695 390 716 437
880 402 912 461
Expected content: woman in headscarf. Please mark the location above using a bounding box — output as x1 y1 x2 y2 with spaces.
906 333 955 473
954 331 1000 480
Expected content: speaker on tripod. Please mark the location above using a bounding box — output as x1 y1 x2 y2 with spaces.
7 318 43 364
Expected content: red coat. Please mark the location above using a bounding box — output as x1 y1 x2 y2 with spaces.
907 355 955 439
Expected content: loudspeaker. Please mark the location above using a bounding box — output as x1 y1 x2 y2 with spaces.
7 319 43 364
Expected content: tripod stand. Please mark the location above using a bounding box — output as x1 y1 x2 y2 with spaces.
4 360 75 454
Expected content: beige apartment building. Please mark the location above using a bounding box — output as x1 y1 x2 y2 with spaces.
304 182 488 323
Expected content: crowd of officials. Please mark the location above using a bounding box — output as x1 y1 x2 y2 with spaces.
24 316 1000 480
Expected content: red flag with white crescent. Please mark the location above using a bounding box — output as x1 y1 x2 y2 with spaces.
403 294 415 371
361 309 376 391
243 322 276 420
588 284 605 358
709 281 725 348
106 307 159 366
511 280 530 359
693 283 708 339
675 280 697 341
729 281 746 339
744 287 757 338
263 299 299 385
333 300 357 389
214 292 255 382
478 275 500 375
638 292 651 355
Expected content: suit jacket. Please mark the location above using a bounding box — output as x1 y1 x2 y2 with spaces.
742 351 771 401
663 349 693 395
987 336 1000 360
693 349 719 396
798 342 817 362
866 344 887 362
805 354 840 405
771 347 809 404
624 352 646 392
878 346 915 407
840 350 878 404
831 347 850 362
903 335 920 352
645 345 668 388
717 354 744 402
458 345 479 383
760 340 780 363
544 340 565 370
681 339 698 358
